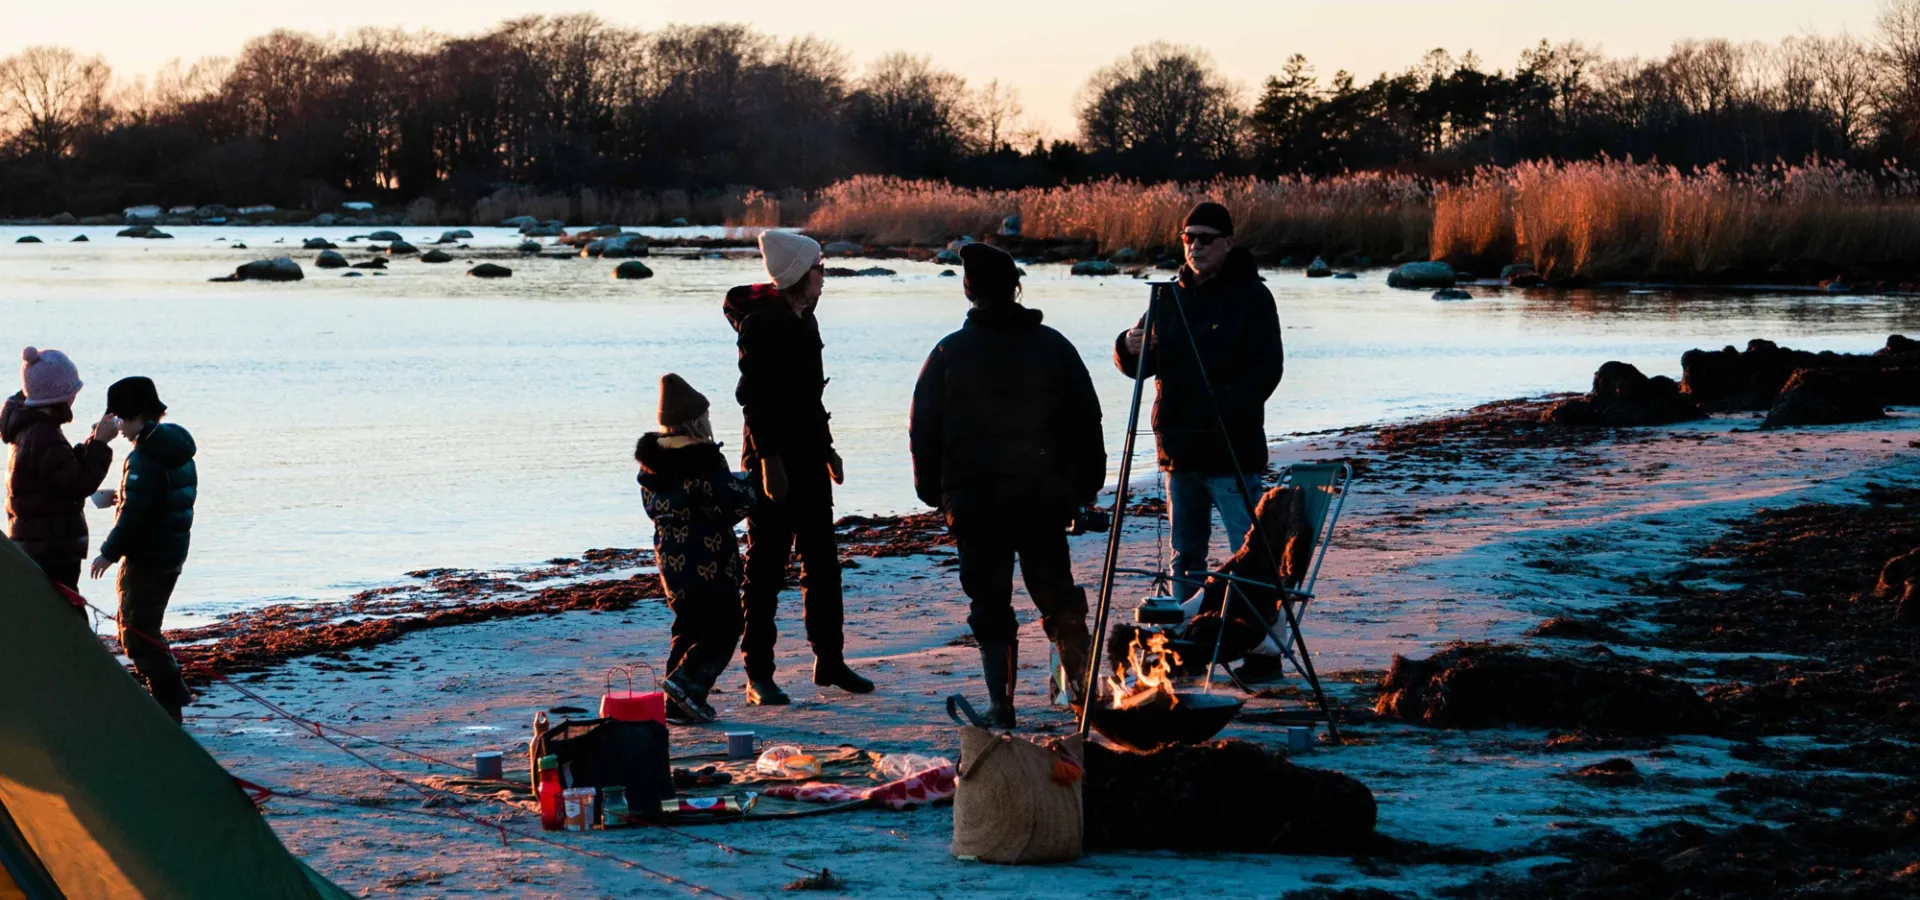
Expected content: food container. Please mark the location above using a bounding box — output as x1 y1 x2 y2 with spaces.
661 796 742 817
599 786 628 829
562 787 596 831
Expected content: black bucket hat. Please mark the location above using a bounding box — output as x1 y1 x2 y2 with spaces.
105 376 167 420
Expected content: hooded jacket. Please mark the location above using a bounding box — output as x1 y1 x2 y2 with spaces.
910 304 1106 526
723 283 835 471
99 421 196 566
2 393 113 561
636 432 756 598
1113 248 1284 474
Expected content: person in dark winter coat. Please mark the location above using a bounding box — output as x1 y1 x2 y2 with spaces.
722 230 873 705
1114 202 1284 599
911 242 1106 727
638 374 756 724
3 347 115 588
90 376 196 721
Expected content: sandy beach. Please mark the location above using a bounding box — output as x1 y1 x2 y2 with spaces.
150 388 1920 899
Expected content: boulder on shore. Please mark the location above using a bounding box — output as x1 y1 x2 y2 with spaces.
516 240 542 254
668 217 690 227
1762 368 1888 428
1084 740 1375 856
15 236 41 244
115 225 154 238
1683 335 1920 412
314 250 349 269
1108 247 1139 264
1541 361 1705 427
1375 642 1716 735
1433 288 1474 301
367 230 403 242
1386 261 1457 289
308 213 337 227
386 240 419 256
999 214 1021 237
613 260 653 280
500 215 538 229
1071 260 1120 277
350 258 387 270
582 234 648 258
302 238 337 250
70 235 89 243
522 223 566 238
934 249 963 265
823 241 864 257
420 249 453 263
468 263 512 279
216 257 305 282
434 230 474 244
1305 257 1332 278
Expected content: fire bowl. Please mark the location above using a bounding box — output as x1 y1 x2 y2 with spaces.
1088 692 1245 752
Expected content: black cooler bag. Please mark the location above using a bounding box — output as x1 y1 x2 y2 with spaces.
529 717 675 818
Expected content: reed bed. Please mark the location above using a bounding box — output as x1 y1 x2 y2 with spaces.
1433 159 1920 280
805 174 1434 260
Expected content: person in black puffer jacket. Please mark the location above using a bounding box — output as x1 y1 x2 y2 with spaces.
721 230 873 705
3 347 115 588
911 242 1106 727
90 376 196 721
1114 202 1284 601
637 374 756 724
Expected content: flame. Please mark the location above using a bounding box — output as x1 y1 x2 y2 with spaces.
1104 631 1182 710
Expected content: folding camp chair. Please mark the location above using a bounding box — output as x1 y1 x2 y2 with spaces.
1260 462 1353 672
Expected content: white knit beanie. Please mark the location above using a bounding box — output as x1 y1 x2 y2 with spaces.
759 231 822 290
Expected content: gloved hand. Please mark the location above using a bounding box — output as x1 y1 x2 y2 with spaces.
761 455 789 503
826 450 845 485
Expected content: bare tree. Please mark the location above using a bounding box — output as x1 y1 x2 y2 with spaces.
0 46 111 164
1076 42 1241 172
974 79 1023 152
1879 0 1920 152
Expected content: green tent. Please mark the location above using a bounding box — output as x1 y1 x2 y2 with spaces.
0 540 352 899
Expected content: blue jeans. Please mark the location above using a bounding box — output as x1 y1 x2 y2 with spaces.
1166 471 1263 598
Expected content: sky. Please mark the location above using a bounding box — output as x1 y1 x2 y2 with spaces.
5 0 1889 136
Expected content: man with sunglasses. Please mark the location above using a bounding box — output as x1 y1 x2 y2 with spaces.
1114 202 1285 613
723 230 875 706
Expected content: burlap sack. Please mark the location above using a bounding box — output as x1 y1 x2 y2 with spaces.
950 726 1083 864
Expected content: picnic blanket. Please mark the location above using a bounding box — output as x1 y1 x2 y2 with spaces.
762 765 957 810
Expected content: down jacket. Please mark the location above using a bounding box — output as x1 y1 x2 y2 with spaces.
722 283 835 470
2 394 113 561
637 433 756 599
910 303 1106 527
99 421 197 567
1114 248 1284 475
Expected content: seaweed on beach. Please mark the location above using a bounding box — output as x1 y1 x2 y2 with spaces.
1372 642 1716 735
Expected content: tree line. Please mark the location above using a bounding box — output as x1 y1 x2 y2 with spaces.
3 5 1920 217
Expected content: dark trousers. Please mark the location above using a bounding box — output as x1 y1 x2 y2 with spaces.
117 559 192 712
666 589 744 702
740 468 844 681
953 516 1089 648
30 554 81 591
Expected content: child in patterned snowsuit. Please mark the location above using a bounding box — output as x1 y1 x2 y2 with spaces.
637 374 756 723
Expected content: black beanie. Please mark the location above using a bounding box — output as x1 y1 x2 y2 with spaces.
959 242 1021 305
1183 201 1234 235
105 376 166 420
657 373 710 427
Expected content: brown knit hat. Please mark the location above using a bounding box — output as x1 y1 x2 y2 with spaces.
658 373 710 428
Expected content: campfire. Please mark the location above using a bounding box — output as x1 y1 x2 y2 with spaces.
1105 632 1184 711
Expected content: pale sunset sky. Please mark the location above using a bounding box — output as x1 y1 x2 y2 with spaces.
7 0 1886 136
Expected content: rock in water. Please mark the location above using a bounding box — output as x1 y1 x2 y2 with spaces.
1432 288 1473 301
70 235 88 243
516 240 542 254
420 249 453 263
313 250 348 269
668 217 690 227
469 263 512 279
367 230 403 242
500 215 537 229
1540 361 1705 426
582 234 648 258
115 225 153 238
1386 261 1457 289
999 214 1022 237
301 237 337 250
823 241 863 256
614 260 653 280
522 222 565 237
386 240 418 256
934 249 963 265
1083 740 1375 855
1070 260 1120 276
1762 368 1887 428
435 230 474 243
218 257 305 282
1332 271 1356 279
1374 642 1716 734
1108 247 1138 264
1305 256 1332 278
15 236 40 243
350 257 387 270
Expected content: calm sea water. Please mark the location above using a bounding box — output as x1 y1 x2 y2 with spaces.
3 224 1915 624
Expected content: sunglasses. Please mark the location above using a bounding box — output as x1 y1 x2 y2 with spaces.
1180 232 1227 246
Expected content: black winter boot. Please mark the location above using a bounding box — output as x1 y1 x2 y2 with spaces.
813 652 875 694
979 641 1017 729
745 678 791 706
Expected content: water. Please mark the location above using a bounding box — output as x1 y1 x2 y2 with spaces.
4 224 1916 623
